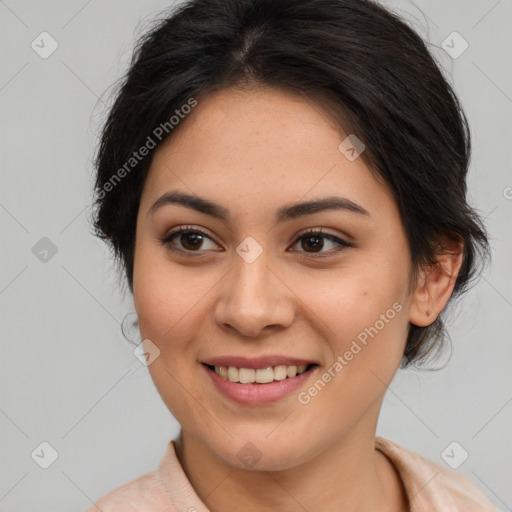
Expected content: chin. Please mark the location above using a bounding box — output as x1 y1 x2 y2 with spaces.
208 433 312 473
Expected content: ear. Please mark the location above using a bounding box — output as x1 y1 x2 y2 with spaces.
409 238 464 327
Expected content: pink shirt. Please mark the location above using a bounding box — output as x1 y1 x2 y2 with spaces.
83 436 499 511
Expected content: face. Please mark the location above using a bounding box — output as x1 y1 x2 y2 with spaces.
133 86 415 471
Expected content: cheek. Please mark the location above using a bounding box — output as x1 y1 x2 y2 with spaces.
133 246 214 353
295 262 405 335
133 243 178 340
132 249 220 433
293 257 409 377
305 291 407 420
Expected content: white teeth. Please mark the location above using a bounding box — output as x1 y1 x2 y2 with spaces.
227 366 239 382
255 367 274 383
273 365 287 381
213 364 312 384
239 368 255 383
287 365 297 378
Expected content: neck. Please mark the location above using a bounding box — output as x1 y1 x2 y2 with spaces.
174 416 408 511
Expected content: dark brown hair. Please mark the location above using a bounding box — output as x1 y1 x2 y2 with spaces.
90 0 490 368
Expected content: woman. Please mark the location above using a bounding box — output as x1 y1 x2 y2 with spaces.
86 0 497 510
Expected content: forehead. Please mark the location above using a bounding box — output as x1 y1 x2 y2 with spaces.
141 87 397 223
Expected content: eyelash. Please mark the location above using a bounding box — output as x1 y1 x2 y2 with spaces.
159 225 353 258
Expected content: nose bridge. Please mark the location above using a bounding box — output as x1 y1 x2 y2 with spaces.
214 243 294 336
232 249 272 302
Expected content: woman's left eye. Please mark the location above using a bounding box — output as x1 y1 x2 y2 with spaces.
289 229 352 256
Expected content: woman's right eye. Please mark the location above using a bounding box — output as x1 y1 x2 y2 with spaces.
160 227 220 255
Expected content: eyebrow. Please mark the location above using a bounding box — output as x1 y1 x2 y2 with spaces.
148 191 370 222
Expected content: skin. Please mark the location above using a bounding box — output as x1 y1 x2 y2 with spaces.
132 86 463 511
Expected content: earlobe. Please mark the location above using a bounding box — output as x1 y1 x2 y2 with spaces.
408 241 464 327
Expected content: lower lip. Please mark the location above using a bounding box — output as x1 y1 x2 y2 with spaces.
202 363 318 406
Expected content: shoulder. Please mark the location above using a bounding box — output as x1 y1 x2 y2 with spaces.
82 440 208 512
82 469 171 512
375 437 500 512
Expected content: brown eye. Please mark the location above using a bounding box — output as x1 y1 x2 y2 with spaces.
160 227 219 254
301 234 325 252
179 232 205 250
289 229 352 257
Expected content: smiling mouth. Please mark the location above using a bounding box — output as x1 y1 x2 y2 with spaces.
203 363 318 384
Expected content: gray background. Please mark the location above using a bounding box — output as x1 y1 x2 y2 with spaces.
0 0 510 510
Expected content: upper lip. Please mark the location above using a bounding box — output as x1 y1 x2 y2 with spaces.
201 355 318 369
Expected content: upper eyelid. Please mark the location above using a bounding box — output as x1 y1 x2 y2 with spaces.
161 226 216 243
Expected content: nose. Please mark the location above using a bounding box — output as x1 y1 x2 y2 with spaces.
213 250 295 338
